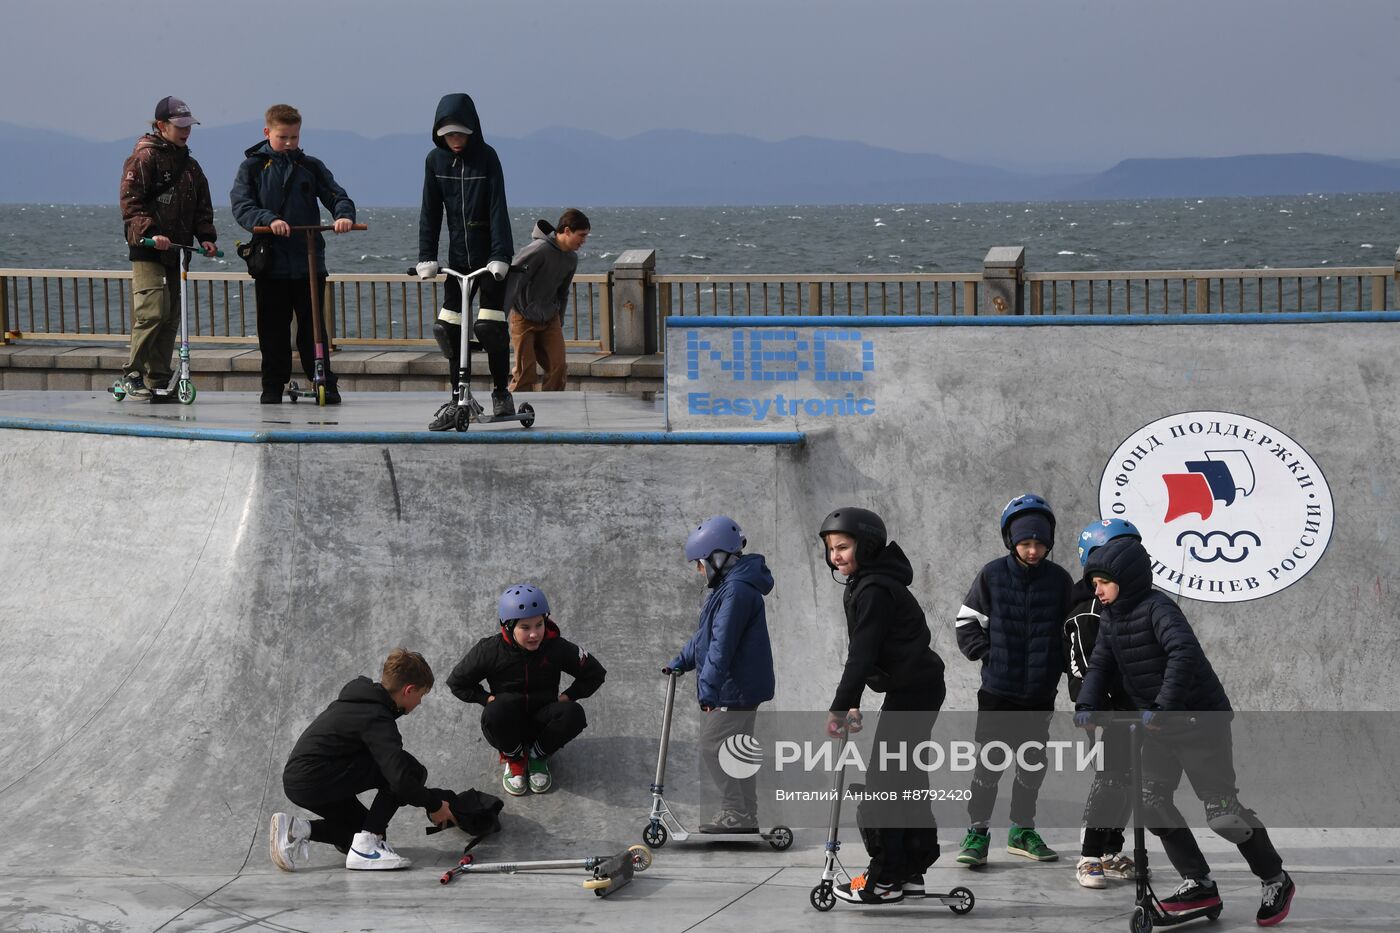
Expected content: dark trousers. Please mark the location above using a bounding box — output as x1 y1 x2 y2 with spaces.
966 688 1053 829
439 272 510 393
255 276 334 391
1082 719 1132 856
480 695 587 757
862 682 946 885
701 706 758 815
284 755 405 850
1141 719 1283 881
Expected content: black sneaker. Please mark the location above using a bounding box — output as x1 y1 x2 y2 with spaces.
1256 872 1295 926
492 388 515 417
698 810 758 833
428 399 458 431
322 383 342 405
123 372 152 401
832 873 904 905
1160 877 1222 914
260 389 282 404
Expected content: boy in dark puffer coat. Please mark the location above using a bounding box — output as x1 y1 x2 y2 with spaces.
1077 536 1296 927
954 494 1074 867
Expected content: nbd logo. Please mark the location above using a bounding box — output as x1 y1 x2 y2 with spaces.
684 327 878 421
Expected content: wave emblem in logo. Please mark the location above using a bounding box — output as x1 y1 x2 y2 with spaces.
1099 412 1333 603
718 733 764 780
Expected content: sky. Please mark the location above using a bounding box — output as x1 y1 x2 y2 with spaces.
3 0 1398 172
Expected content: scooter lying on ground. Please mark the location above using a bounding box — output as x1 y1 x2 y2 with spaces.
440 843 652 897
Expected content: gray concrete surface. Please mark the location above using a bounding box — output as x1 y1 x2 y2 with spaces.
3 311 1399 932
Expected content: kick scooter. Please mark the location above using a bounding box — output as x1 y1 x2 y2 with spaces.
252 222 366 406
436 265 535 431
808 718 974 914
440 843 652 897
1108 716 1221 933
643 670 793 850
111 239 221 405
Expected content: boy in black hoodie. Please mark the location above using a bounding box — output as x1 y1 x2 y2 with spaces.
415 92 515 430
270 648 454 872
954 494 1073 867
447 584 606 797
1078 537 1296 927
819 506 946 906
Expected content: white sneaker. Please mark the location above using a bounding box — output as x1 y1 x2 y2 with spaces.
1077 857 1108 889
345 831 412 870
1099 852 1137 880
268 812 311 872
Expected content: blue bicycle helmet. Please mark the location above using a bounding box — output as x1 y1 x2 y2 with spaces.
686 515 746 587
1000 493 1056 549
498 583 550 623
1077 518 1142 567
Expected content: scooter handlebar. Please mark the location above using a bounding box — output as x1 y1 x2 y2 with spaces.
438 266 497 284
137 238 224 258
251 224 368 234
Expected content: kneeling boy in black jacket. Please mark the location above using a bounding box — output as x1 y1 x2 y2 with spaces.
448 584 606 797
270 648 454 872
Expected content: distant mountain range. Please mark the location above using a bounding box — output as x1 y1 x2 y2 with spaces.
2 121 1397 206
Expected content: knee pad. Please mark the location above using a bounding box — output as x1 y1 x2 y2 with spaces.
1205 796 1258 844
473 315 508 355
1083 775 1132 824
433 319 460 361
1141 780 1184 829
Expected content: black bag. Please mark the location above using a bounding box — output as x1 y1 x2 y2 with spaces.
424 787 505 838
236 235 274 278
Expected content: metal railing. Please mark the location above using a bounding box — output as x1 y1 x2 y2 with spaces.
0 269 611 349
1024 267 1395 315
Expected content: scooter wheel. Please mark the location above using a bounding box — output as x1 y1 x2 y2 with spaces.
316 384 327 407
628 844 653 871
455 405 471 433
642 821 668 848
110 381 126 401
519 402 535 428
767 826 794 851
1130 904 1153 933
1205 906 1221 921
177 380 196 405
810 882 836 912
947 885 975 915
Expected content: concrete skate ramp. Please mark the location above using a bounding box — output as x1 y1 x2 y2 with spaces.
3 312 1400 888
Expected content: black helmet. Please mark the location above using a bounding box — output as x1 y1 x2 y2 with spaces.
818 506 887 569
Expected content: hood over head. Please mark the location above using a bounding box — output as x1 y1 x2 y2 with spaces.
432 93 483 150
1083 537 1154 610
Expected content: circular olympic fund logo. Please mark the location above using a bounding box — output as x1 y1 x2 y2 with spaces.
1097 411 1333 603
718 733 765 780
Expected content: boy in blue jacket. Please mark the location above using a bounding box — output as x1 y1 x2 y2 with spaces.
954 494 1074 866
1078 536 1295 927
666 515 775 833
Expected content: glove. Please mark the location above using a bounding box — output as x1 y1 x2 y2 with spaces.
1142 710 1159 730
415 260 439 280
1073 710 1096 730
487 260 509 281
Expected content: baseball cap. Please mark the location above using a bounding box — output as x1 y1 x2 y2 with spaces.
154 96 198 128
436 123 473 137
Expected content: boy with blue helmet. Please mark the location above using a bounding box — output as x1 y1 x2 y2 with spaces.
666 516 776 832
954 494 1074 867
1064 518 1142 889
447 584 606 796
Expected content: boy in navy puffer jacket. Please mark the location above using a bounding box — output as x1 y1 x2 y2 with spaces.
1078 537 1295 927
954 494 1074 867
666 515 775 833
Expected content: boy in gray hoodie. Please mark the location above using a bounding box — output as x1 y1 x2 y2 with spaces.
508 209 590 392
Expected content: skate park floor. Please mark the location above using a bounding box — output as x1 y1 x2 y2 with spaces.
5 829 1395 932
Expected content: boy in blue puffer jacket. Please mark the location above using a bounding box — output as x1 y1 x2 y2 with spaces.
1077 536 1295 927
666 515 775 833
954 494 1074 867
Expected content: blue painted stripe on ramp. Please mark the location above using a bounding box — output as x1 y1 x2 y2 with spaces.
0 416 803 446
668 311 1400 327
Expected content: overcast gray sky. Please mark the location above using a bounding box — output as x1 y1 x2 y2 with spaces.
4 0 1398 171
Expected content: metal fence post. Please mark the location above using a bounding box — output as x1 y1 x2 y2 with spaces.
611 250 657 355
980 247 1025 315
0 275 10 343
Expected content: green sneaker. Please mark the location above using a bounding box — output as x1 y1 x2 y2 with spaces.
956 828 990 866
527 754 552 793
1007 825 1058 861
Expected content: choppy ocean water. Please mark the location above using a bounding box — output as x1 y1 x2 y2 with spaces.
1 194 1396 276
